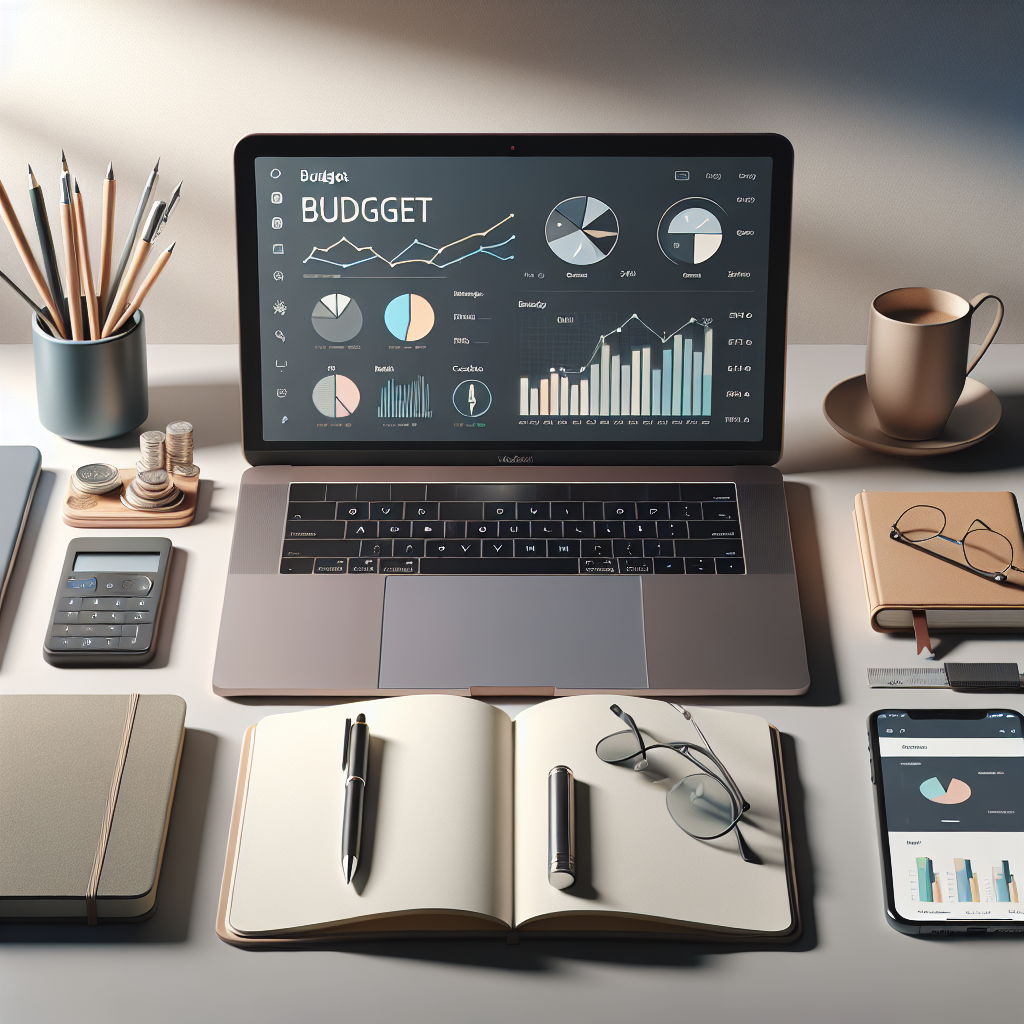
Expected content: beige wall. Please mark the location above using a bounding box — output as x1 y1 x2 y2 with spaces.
1 0 1020 345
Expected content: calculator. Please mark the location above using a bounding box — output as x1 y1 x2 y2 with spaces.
44 537 172 666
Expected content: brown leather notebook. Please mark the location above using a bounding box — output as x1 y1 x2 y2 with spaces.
853 491 1024 647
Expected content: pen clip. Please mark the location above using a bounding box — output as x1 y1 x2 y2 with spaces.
342 717 351 771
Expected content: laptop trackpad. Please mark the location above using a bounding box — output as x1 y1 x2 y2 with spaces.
378 576 648 690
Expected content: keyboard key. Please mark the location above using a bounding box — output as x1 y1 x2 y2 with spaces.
281 539 360 559
702 501 738 521
360 539 392 557
653 558 686 573
516 502 551 520
497 521 528 537
289 483 327 502
685 558 716 574
548 539 581 558
443 521 467 538
457 484 541 501
426 540 458 557
643 539 671 557
370 502 403 520
406 502 439 520
467 521 498 537
688 521 740 539
613 539 644 558
390 484 427 500
716 558 745 574
530 521 562 538
604 502 636 520
348 558 378 573
325 484 358 501
581 558 617 574
380 558 418 574
572 484 649 500
394 539 425 557
356 484 391 500
411 521 441 538
551 502 584 520
679 484 737 502
453 540 481 557
287 501 336 521
483 539 514 557
563 521 594 537
657 521 688 539
280 558 314 574
675 540 743 558
637 502 669 520
288 521 349 539
420 559 579 575
595 521 624 538
582 539 613 557
582 502 605 520
347 521 378 538
338 502 370 520
623 521 657 538
440 501 483 520
514 539 544 557
483 502 517 520
618 558 654 574
314 558 348 574
668 502 702 519
380 521 412 537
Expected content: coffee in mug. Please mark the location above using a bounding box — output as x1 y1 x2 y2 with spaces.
865 287 1003 440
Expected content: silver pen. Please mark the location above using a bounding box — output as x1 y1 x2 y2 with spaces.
106 157 159 317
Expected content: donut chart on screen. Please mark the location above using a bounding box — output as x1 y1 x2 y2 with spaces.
312 374 361 418
384 294 435 342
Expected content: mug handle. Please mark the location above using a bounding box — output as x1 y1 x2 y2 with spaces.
965 293 1004 374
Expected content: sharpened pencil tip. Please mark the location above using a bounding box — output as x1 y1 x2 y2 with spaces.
61 149 66 160
74 178 81 193
167 241 176 253
27 163 33 174
106 162 114 179
153 157 161 172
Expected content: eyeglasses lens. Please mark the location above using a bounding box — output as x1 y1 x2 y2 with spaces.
666 772 739 839
963 527 1013 574
595 729 644 765
895 505 945 542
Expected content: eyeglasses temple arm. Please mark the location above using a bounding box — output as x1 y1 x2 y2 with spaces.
735 826 758 864
610 704 647 759
670 704 749 811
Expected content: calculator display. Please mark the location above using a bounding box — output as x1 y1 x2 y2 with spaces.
73 552 161 572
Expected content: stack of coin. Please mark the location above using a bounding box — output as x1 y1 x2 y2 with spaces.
73 463 122 495
138 430 166 472
165 420 199 477
121 468 183 511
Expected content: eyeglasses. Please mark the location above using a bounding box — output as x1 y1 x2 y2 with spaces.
595 703 756 862
890 505 1024 586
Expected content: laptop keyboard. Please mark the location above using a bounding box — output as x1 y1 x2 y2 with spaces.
280 483 743 577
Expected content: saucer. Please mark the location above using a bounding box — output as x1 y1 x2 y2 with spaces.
822 375 1002 457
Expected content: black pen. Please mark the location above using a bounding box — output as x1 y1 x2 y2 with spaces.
27 165 65 323
341 713 369 885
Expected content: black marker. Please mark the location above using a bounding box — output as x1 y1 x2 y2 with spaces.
341 713 369 885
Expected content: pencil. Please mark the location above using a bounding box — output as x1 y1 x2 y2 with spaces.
109 241 174 335
72 180 101 339
27 164 66 332
0 175 65 335
102 199 165 337
98 162 116 313
106 157 159 318
59 173 83 340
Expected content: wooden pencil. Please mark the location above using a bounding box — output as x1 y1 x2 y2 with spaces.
109 241 174 334
102 199 164 336
98 162 116 313
72 180 101 340
0 175 65 335
59 173 83 340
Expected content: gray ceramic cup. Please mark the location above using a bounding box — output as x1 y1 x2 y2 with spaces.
865 287 1003 440
32 309 148 440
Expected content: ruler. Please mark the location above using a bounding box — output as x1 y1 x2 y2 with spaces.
868 664 1022 689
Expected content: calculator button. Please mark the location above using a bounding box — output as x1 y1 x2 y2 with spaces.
58 597 82 610
73 624 122 636
80 611 126 624
126 610 155 623
83 597 104 608
54 611 79 623
51 636 86 649
126 598 154 610
119 576 152 591
118 625 154 650
66 577 96 590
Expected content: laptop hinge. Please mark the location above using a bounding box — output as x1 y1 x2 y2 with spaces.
469 686 556 697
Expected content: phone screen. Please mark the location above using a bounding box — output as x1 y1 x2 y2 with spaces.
875 710 1024 924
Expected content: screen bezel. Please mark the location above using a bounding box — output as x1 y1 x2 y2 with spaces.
869 708 1024 933
234 133 794 467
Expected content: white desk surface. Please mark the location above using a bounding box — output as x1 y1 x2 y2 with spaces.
1 343 1022 1024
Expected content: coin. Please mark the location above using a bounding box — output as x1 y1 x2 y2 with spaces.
73 463 121 495
171 463 200 477
139 430 166 470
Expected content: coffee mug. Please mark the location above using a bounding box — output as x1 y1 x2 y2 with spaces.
865 287 1004 440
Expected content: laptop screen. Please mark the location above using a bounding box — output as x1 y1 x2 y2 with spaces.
235 136 793 465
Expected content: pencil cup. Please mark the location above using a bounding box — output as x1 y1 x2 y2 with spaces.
32 308 148 440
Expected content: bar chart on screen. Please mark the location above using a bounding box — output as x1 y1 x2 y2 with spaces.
517 312 714 420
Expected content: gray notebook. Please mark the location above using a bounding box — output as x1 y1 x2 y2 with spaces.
0 694 186 922
0 446 40 610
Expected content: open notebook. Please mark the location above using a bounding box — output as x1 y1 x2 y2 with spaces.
218 695 798 944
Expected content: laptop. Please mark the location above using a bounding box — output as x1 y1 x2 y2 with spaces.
213 133 809 698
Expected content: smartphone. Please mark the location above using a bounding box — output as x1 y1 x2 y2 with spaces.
869 708 1024 934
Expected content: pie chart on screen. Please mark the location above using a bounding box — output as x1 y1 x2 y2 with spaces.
385 294 435 342
312 374 361 418
919 776 972 804
311 294 363 343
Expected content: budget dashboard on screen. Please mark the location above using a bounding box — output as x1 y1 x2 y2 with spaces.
253 155 773 446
